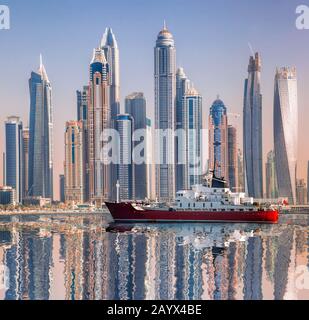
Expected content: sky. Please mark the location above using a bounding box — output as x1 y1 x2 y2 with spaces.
0 0 308 199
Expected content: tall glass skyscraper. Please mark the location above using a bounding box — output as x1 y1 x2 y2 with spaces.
209 98 228 181
228 125 238 191
5 116 23 203
125 92 147 200
176 67 191 191
154 23 176 202
88 48 111 204
243 52 263 198
265 150 278 199
76 86 89 201
116 114 135 201
274 67 298 204
28 56 54 199
22 128 29 199
182 87 202 189
101 27 120 122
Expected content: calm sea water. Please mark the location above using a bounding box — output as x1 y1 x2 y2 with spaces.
0 213 308 300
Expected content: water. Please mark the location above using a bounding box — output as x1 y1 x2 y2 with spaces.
0 213 308 300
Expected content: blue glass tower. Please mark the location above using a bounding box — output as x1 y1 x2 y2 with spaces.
5 116 23 203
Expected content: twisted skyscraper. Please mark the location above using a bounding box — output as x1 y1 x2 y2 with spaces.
274 67 298 204
28 56 54 199
154 23 176 202
243 53 263 198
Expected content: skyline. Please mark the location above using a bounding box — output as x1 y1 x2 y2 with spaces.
1 0 309 199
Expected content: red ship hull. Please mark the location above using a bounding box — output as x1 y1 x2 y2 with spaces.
105 202 279 223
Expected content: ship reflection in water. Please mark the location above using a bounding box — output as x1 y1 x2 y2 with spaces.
0 214 308 300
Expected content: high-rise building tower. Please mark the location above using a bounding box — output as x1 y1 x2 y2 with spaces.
228 125 238 191
101 28 120 121
59 174 65 203
237 149 244 192
274 67 298 204
154 23 176 202
5 116 23 203
28 55 54 199
64 121 85 204
209 98 228 181
176 67 191 191
125 92 147 200
116 114 135 201
296 179 307 205
88 48 111 204
265 150 278 199
77 86 89 201
182 87 203 189
22 128 29 199
243 52 263 198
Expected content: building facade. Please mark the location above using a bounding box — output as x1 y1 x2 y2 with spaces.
176 67 191 191
77 86 89 201
5 116 23 203
154 23 177 202
209 98 228 182
125 92 147 200
274 67 298 204
182 88 203 189
296 179 307 205
28 56 54 200
59 174 65 203
265 150 278 199
88 48 111 204
228 125 238 192
243 52 263 198
0 186 16 206
116 114 135 201
22 128 29 199
64 121 84 204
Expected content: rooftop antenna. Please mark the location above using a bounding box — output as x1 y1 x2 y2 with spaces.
248 42 255 56
39 53 43 69
163 20 167 30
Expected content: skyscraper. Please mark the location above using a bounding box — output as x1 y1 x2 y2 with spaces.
101 27 120 122
22 128 29 199
209 98 228 181
176 67 191 191
116 114 135 201
243 52 263 198
274 67 298 204
237 149 244 192
64 121 85 204
88 48 111 204
59 174 65 203
28 56 54 199
228 125 238 191
125 92 147 200
265 150 278 199
77 86 89 201
5 116 23 203
154 23 176 202
296 179 307 205
182 87 203 188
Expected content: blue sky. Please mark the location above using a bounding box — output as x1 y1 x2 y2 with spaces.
0 0 308 197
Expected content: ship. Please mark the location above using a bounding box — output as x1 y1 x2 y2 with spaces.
105 172 279 223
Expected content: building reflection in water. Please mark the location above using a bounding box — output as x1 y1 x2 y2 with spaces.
0 215 308 300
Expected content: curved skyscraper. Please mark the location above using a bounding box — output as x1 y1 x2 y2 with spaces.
273 67 298 204
28 56 54 199
154 23 176 202
243 53 263 198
